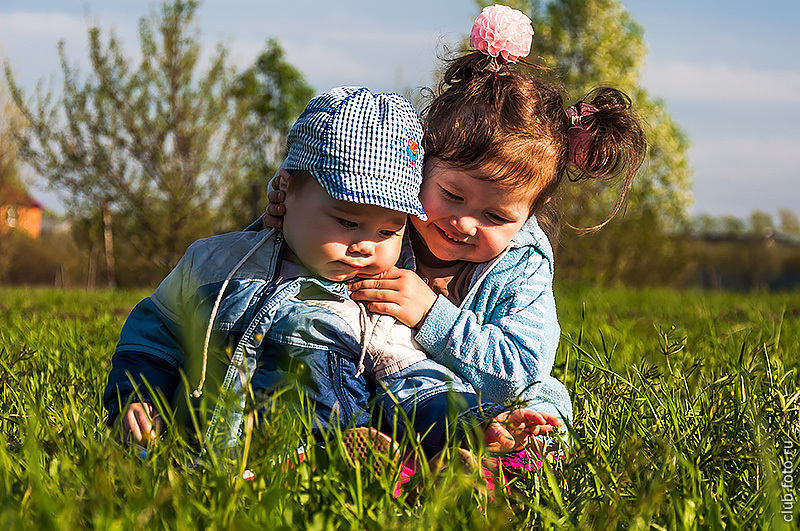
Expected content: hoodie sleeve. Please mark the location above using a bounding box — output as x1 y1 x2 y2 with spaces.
413 246 557 405
103 244 198 421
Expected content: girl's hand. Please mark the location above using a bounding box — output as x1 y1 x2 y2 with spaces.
484 409 561 453
121 401 163 446
263 170 285 229
348 267 437 328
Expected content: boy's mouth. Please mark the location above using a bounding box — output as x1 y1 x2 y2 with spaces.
339 261 369 269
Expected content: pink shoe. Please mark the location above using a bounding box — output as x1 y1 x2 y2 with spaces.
498 447 565 473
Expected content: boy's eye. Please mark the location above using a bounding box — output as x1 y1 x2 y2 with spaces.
379 228 403 238
335 217 358 229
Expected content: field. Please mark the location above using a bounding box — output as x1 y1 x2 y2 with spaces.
0 285 798 529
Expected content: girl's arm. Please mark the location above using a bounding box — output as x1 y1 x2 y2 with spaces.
415 248 557 404
353 246 558 406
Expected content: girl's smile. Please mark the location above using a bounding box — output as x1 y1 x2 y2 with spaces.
410 158 538 263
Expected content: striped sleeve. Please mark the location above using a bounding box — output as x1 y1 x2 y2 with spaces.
414 248 553 403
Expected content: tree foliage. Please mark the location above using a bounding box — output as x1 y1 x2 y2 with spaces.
477 0 693 284
0 81 25 196
4 0 312 283
5 0 240 275
230 39 314 226
0 80 30 282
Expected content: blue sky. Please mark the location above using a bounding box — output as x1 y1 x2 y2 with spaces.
1 0 798 220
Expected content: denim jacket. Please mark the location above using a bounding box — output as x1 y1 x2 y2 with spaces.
104 228 377 447
105 216 572 449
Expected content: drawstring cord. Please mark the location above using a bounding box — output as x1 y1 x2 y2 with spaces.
355 301 377 377
192 228 277 398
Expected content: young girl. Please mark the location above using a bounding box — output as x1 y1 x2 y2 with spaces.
267 4 646 451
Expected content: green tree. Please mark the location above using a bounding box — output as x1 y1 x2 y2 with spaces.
0 82 24 195
720 215 745 236
749 210 774 236
477 0 692 285
231 39 314 226
778 209 800 237
5 0 271 281
0 79 28 281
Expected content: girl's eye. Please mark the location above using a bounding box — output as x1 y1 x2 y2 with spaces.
440 187 462 201
335 217 358 229
487 212 511 224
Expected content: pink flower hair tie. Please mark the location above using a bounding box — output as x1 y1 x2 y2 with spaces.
566 102 598 167
469 4 534 64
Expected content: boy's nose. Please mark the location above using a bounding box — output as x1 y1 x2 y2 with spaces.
450 216 478 237
348 240 375 256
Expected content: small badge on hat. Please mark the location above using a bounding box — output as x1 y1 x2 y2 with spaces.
406 137 419 166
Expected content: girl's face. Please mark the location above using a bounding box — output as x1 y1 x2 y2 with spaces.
410 158 538 263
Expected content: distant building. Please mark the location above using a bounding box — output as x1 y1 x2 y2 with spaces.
0 186 43 238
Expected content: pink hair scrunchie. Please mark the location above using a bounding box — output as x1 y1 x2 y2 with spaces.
566 103 598 167
469 5 534 63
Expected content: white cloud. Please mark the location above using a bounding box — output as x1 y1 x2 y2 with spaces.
689 136 800 216
643 61 800 103
221 22 443 92
1 10 140 91
0 11 86 40
691 136 800 182
224 38 375 86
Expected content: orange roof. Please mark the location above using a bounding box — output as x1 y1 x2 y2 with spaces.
0 184 42 209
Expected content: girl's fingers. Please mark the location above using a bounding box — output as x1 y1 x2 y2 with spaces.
529 411 562 426
509 409 562 427
371 300 410 315
151 413 164 436
266 189 285 203
350 288 396 302
350 270 396 285
485 421 517 452
134 408 153 438
266 203 285 216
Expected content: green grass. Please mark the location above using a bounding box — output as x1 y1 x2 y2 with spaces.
0 286 798 529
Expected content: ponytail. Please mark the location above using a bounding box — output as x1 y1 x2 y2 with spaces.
563 88 647 230
423 54 647 234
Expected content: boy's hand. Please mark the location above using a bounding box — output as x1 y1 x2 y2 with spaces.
348 267 437 328
121 402 163 446
484 409 561 453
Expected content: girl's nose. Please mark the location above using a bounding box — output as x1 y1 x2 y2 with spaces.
450 216 478 237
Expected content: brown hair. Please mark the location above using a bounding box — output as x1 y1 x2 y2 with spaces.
422 51 646 232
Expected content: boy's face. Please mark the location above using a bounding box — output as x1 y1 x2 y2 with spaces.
410 158 537 263
280 171 407 282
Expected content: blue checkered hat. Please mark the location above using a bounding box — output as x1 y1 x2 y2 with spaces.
285 86 426 220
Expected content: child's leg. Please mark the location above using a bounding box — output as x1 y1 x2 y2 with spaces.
373 390 500 457
253 345 372 433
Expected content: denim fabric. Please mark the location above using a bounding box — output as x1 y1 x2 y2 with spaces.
377 358 476 415
404 216 574 425
373 391 481 457
104 228 373 447
105 214 573 453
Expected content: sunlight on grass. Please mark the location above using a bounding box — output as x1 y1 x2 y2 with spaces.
0 286 797 528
